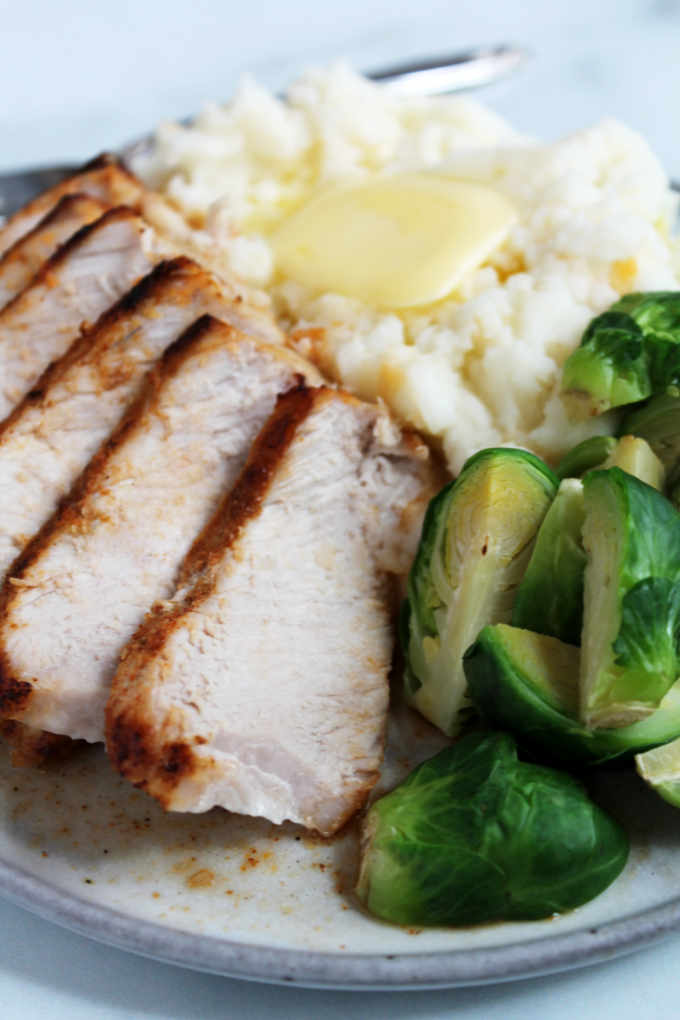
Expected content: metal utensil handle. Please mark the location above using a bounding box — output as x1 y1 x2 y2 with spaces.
0 44 527 216
367 44 527 95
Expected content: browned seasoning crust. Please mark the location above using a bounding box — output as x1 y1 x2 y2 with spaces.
0 676 33 717
0 263 223 737
0 192 110 302
0 256 218 442
0 154 144 256
106 385 320 793
0 205 145 319
105 384 384 833
0 316 310 726
0 162 311 773
0 721 83 768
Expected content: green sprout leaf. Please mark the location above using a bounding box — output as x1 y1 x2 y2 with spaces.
356 732 629 927
402 448 557 736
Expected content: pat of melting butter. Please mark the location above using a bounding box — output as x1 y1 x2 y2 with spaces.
272 173 517 309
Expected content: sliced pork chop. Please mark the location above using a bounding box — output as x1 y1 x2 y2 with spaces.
0 256 257 580
106 385 436 834
0 193 109 310
0 316 317 743
0 206 157 421
0 154 143 256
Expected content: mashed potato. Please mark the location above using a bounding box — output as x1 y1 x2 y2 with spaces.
135 64 680 473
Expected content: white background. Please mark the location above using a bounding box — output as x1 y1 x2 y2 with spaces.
2 0 680 1016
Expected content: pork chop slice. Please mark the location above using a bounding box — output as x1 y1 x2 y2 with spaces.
0 193 109 310
0 206 157 421
0 316 317 743
0 256 259 581
106 386 433 835
0 154 143 256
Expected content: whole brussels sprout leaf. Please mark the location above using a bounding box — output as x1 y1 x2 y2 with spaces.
402 448 557 736
581 468 680 728
465 624 680 766
356 732 629 927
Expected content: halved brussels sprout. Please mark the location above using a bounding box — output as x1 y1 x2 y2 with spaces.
561 310 650 417
512 438 664 647
580 468 680 728
618 292 680 394
512 479 586 645
562 293 680 417
555 435 617 480
356 731 629 927
602 435 665 490
620 393 680 481
402 448 558 736
636 736 680 809
464 624 680 765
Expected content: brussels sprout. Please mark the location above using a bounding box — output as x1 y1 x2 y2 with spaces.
620 393 680 481
512 479 586 644
464 624 680 765
561 310 650 417
636 736 680 809
580 468 680 728
562 293 680 417
402 448 558 736
617 292 680 394
355 731 629 927
555 435 617 480
615 291 680 333
512 439 663 647
602 435 665 491
669 477 680 512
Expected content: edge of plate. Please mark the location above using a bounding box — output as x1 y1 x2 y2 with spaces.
1 852 680 989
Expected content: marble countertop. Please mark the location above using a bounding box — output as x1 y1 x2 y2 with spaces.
2 1 680 1016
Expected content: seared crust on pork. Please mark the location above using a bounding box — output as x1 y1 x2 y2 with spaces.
0 722 82 768
0 154 144 256
0 206 157 421
0 257 248 579
106 386 431 835
0 193 109 310
0 316 317 742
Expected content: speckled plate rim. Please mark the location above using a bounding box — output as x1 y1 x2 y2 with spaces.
1 853 680 989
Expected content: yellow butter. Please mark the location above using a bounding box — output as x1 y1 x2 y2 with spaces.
272 173 517 309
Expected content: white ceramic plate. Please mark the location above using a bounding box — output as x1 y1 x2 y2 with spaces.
2 698 680 990
2 170 680 992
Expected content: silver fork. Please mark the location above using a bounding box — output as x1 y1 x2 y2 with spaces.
0 44 527 216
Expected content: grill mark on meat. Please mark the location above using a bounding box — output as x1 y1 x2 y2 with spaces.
107 380 315 676
0 193 109 310
105 390 322 789
0 207 157 421
0 154 144 256
106 386 415 835
0 256 259 581
0 316 317 743
175 381 314 592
